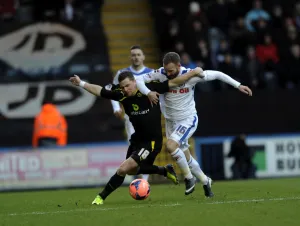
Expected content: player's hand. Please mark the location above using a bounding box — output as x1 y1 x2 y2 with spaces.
147 91 159 106
69 75 81 86
114 110 123 119
238 85 252 96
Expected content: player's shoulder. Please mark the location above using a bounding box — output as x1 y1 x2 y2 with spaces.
181 66 193 75
146 67 164 75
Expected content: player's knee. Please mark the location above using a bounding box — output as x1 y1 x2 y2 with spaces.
184 150 191 162
166 139 179 153
117 158 138 176
116 167 127 177
117 165 130 177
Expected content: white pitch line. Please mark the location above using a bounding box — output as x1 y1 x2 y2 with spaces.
3 197 300 217
5 203 182 216
206 197 300 205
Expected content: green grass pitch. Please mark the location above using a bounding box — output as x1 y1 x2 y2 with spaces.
1 178 299 226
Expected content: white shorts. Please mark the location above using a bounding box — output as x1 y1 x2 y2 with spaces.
165 114 198 151
124 114 135 142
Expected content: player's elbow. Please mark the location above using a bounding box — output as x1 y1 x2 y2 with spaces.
194 67 204 77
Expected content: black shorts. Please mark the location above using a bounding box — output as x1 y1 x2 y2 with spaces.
126 140 162 166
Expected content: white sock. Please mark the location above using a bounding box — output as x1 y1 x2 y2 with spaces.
142 174 149 181
171 148 193 179
188 156 208 185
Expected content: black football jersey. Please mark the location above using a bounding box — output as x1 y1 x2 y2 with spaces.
101 81 169 142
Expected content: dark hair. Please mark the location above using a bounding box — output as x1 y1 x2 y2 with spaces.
130 45 143 52
163 52 181 65
118 71 135 83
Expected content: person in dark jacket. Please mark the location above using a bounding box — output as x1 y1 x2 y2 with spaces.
228 134 256 179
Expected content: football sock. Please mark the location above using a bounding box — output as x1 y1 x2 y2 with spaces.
137 165 166 176
171 148 193 179
188 156 208 185
99 172 125 200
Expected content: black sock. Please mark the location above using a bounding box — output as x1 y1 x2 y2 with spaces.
99 173 125 200
137 165 166 176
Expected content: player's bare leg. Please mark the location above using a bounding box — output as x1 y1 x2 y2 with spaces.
184 149 214 197
166 139 196 195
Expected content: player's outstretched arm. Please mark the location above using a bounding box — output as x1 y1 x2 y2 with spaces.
168 67 204 87
69 75 103 96
111 71 123 118
69 75 124 101
203 70 253 96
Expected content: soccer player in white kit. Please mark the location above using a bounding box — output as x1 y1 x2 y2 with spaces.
136 52 252 196
111 45 153 181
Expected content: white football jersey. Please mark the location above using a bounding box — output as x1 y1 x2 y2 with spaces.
142 66 200 120
138 67 241 120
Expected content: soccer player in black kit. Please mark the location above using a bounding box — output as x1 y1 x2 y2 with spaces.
69 69 201 204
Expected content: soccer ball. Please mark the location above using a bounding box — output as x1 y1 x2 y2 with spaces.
129 179 150 200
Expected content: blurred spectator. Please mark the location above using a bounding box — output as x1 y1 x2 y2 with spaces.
284 20 300 47
256 34 279 89
218 53 241 90
227 134 256 180
0 0 16 21
253 18 272 42
61 0 75 22
17 0 34 22
270 4 286 46
153 3 177 53
271 4 284 28
294 2 300 31
207 0 229 34
240 46 263 88
185 20 208 56
185 2 209 30
180 52 197 69
245 0 270 32
256 34 279 65
281 44 300 88
194 39 212 69
229 16 253 57
216 39 230 66
174 41 185 56
32 103 68 148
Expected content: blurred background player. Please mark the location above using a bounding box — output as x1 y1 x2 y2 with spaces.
111 45 153 181
136 52 252 197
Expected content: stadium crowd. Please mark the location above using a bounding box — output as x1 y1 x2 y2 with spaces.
151 0 300 91
0 0 102 26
